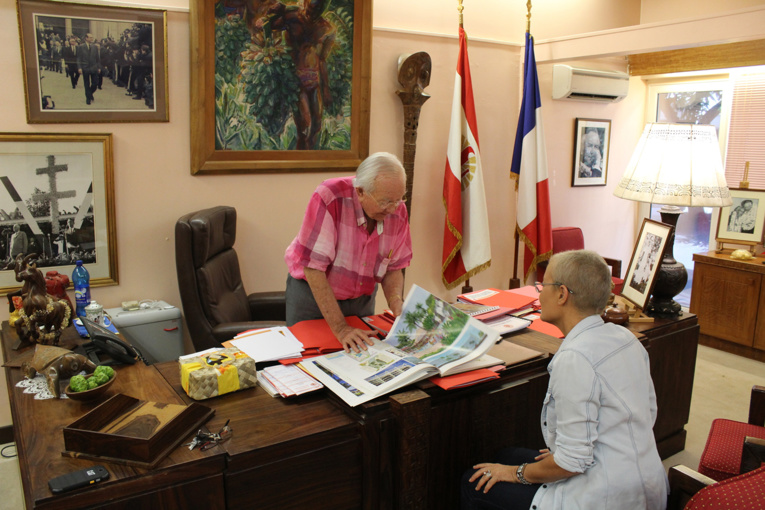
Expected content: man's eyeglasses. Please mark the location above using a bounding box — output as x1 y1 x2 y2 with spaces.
534 281 575 294
368 192 406 210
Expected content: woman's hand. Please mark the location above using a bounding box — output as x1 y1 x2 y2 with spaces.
534 449 551 461
468 463 517 493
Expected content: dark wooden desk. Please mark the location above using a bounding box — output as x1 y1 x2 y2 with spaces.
3 312 698 510
1 323 226 510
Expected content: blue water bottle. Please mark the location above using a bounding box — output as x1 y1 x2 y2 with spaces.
72 260 91 318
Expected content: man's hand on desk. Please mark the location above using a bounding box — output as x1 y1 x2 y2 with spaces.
334 324 377 353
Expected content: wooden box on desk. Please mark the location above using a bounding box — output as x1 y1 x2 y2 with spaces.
62 393 214 469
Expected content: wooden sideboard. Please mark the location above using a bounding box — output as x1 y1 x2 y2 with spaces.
2 310 699 510
691 251 765 362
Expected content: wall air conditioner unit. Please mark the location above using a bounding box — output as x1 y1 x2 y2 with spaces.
552 65 629 103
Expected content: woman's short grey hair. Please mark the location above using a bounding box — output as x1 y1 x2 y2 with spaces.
353 152 405 192
548 250 612 315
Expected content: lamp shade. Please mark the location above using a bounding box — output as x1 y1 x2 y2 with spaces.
613 123 732 207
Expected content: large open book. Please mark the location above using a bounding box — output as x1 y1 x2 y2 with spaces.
298 285 501 407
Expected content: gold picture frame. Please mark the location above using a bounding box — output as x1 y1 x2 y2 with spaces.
715 188 765 247
0 133 118 293
17 0 168 123
621 218 672 311
189 0 372 174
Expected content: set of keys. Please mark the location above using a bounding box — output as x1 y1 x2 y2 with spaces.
184 419 232 451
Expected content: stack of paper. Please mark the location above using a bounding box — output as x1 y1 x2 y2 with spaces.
229 327 304 362
257 364 323 398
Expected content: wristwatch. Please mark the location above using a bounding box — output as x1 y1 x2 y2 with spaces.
516 463 532 485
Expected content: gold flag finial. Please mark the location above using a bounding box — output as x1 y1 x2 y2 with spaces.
526 0 532 33
458 0 464 28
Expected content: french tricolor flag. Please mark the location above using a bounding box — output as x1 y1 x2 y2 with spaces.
510 32 552 282
442 26 491 290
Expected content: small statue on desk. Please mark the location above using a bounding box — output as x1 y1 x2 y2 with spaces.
22 344 96 398
8 253 72 346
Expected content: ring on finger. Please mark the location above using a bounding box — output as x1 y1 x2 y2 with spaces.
484 469 492 478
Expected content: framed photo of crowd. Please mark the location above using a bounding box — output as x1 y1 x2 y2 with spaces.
572 118 611 187
0 133 118 294
621 219 672 311
716 188 765 246
16 0 168 123
189 0 372 174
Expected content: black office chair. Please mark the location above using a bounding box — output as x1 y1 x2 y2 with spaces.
175 206 286 351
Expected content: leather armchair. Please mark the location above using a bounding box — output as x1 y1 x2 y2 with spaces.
175 206 286 351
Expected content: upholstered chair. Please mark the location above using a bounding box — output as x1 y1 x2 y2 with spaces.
536 227 624 294
175 206 286 351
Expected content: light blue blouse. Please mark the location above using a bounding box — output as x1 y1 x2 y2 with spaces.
530 315 668 510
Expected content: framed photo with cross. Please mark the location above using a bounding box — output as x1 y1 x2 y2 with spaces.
0 133 117 293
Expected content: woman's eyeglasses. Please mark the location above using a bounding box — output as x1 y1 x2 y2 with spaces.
534 281 575 294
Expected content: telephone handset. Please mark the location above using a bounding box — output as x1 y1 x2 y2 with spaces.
80 317 145 365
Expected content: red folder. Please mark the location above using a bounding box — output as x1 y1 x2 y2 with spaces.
459 288 536 312
429 369 500 390
287 316 372 355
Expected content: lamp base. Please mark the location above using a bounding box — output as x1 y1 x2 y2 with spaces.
647 207 688 316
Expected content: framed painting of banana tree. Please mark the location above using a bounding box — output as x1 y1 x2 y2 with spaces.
190 0 372 174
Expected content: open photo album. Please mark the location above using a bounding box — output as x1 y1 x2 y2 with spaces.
299 285 501 407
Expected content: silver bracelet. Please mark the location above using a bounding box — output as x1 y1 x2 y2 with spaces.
516 463 532 485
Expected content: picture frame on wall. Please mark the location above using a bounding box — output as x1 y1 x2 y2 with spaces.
0 133 118 294
715 188 765 246
16 0 168 123
189 0 372 174
621 218 672 311
572 118 611 187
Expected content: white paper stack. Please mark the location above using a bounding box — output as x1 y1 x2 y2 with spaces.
230 326 304 362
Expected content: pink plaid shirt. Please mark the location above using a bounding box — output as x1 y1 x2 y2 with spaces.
285 176 412 300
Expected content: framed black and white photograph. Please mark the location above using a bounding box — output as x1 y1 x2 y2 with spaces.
716 188 765 246
0 133 117 294
572 118 611 187
17 0 168 123
621 218 672 311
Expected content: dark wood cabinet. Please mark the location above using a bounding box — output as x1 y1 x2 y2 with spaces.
691 251 765 361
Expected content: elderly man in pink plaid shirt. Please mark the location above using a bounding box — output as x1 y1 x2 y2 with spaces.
285 152 413 353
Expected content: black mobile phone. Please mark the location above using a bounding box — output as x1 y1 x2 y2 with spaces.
48 465 110 494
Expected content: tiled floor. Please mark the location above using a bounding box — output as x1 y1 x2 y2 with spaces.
0 345 763 509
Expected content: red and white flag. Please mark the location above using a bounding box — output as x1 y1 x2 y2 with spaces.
442 27 491 290
510 32 552 282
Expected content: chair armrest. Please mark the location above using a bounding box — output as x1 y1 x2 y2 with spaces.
749 385 765 425
248 291 287 322
741 436 765 474
603 257 622 279
211 321 286 343
667 465 716 510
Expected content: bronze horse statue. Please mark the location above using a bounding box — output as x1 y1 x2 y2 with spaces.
12 253 72 345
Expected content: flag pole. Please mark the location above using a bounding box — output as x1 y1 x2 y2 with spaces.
457 0 472 293
510 1 533 290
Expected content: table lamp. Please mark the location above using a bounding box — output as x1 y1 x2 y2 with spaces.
613 123 732 315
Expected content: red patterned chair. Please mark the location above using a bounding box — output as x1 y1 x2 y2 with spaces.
667 385 765 510
698 385 765 481
536 227 624 294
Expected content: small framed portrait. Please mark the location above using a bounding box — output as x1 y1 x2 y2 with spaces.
621 218 672 311
16 0 168 123
716 188 765 246
572 118 611 187
0 133 117 293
